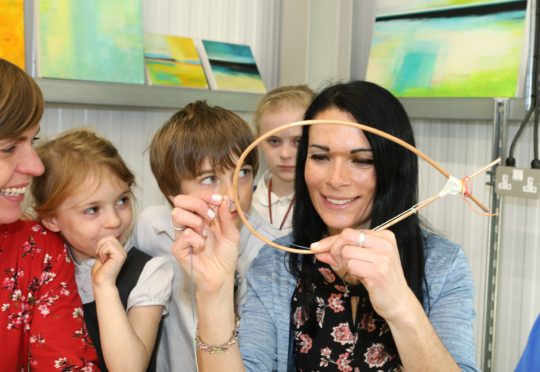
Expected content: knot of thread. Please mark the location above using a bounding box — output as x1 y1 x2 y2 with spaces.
438 176 463 197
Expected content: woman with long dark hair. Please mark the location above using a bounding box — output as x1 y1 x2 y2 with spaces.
171 81 477 371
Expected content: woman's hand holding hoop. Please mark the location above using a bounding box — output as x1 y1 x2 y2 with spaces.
312 228 417 322
170 194 240 294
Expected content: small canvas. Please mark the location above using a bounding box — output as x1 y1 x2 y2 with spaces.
200 39 266 93
144 33 208 89
0 0 25 69
36 0 145 84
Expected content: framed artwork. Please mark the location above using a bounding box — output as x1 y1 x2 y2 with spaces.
367 0 528 97
37 0 145 84
144 33 208 89
0 0 25 69
200 39 266 93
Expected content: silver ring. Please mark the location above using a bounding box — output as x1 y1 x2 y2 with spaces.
171 219 187 232
357 231 366 247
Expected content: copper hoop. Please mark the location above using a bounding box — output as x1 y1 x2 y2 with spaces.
232 119 493 254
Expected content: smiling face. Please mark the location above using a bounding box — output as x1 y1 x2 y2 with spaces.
304 108 376 235
178 157 254 229
43 168 133 262
258 106 304 186
0 126 44 224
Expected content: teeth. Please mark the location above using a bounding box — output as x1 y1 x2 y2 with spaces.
326 197 353 205
0 186 26 196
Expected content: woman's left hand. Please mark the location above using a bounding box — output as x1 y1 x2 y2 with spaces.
312 228 416 322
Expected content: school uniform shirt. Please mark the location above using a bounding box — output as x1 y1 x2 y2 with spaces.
0 220 99 371
133 204 281 372
252 170 294 234
72 242 173 314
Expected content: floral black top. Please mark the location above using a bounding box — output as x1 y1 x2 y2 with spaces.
292 259 402 372
0 220 99 371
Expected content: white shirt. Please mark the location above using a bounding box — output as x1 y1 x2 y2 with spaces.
72 243 173 314
252 170 294 235
132 204 281 372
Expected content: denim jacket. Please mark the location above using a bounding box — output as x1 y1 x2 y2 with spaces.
238 231 479 372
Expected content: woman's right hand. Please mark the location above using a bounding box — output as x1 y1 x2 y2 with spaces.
170 194 240 295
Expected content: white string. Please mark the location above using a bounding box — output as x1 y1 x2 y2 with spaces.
190 249 199 371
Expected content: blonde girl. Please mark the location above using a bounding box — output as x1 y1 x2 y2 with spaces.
252 85 314 232
31 128 173 372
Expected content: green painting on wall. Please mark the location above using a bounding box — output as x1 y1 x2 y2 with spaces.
38 0 145 84
367 0 527 97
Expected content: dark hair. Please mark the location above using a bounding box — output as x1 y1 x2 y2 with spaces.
289 81 425 325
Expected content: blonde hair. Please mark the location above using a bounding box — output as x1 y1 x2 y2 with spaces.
31 128 135 219
149 100 258 203
253 84 315 134
0 58 44 140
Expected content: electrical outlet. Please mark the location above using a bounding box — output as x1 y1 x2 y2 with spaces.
495 166 540 199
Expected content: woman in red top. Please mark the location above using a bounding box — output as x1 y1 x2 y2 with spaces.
0 58 99 371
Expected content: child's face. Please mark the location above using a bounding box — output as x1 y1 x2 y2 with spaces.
259 106 304 185
179 157 254 229
43 169 133 262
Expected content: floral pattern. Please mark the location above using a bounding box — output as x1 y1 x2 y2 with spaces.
292 260 402 371
0 220 99 370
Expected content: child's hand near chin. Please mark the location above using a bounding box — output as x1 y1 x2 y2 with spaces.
91 235 127 288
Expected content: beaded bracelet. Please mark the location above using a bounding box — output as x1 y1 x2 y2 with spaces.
195 317 240 354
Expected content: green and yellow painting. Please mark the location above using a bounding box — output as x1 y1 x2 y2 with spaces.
38 0 145 84
144 33 208 89
367 0 527 97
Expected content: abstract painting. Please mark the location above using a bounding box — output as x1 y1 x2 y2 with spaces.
38 0 145 84
0 0 25 69
377 0 524 16
201 40 266 93
367 0 527 97
144 33 208 89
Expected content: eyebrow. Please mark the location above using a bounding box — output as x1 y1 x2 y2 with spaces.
308 144 372 154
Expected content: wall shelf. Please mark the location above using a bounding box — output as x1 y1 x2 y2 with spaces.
36 78 264 112
400 97 527 121
36 78 529 121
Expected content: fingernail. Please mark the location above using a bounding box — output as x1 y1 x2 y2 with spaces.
211 194 222 202
310 242 320 251
207 208 216 220
202 227 208 238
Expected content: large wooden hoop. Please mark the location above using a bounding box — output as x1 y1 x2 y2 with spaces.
233 119 452 254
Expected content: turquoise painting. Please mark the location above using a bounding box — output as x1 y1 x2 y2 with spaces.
38 0 145 84
367 1 527 97
202 40 266 93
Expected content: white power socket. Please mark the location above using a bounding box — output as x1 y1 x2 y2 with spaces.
495 166 540 199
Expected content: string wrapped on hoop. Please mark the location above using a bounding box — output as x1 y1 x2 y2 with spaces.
232 119 500 254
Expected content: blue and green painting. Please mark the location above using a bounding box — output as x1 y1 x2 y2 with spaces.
202 40 266 93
